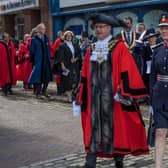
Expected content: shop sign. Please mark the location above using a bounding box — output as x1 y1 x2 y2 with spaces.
0 0 39 14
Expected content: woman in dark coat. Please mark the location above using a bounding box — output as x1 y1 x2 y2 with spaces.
28 23 53 98
57 30 82 102
150 14 168 168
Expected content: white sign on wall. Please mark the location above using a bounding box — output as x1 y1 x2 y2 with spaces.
60 0 105 8
0 0 39 14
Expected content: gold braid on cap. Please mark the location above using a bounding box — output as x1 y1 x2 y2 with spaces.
121 30 136 50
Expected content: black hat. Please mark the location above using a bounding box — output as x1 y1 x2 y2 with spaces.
158 13 168 27
89 13 128 29
143 28 160 41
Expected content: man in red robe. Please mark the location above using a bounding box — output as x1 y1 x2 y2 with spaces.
77 14 149 168
0 32 17 95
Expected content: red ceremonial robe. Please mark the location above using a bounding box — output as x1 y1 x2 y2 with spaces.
7 41 17 85
16 43 26 81
78 39 149 157
53 38 62 52
23 38 32 83
0 41 12 87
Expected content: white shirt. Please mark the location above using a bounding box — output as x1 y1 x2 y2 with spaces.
65 41 75 58
126 31 132 44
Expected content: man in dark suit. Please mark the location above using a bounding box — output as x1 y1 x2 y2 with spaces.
116 17 143 75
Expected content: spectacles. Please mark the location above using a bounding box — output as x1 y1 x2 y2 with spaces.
94 24 109 29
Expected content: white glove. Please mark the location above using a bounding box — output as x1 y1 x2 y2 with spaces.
148 105 154 116
72 101 81 117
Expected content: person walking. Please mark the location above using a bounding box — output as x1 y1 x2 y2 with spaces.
116 17 143 75
56 30 82 102
28 23 53 99
150 13 168 168
0 32 17 95
53 31 64 94
77 13 149 168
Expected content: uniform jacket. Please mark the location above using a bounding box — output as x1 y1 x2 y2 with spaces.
150 43 168 111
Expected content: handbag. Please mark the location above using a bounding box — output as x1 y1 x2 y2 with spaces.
147 113 156 147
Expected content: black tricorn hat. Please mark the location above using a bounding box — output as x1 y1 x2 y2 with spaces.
143 28 160 41
89 13 128 29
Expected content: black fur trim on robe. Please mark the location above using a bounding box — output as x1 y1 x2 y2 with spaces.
89 39 119 155
81 77 87 112
121 71 147 95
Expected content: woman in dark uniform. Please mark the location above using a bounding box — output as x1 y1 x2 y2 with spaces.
57 31 81 102
150 14 168 168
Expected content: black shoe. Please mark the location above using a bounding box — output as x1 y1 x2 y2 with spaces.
2 87 7 96
114 154 124 168
115 161 123 168
84 153 97 168
57 87 62 95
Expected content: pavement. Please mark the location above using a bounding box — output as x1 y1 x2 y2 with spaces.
0 82 168 168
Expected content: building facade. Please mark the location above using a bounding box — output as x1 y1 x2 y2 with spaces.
49 0 168 40
0 0 52 41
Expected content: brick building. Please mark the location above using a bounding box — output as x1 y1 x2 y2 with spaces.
0 0 52 42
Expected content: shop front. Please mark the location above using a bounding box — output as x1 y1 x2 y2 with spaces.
0 0 52 43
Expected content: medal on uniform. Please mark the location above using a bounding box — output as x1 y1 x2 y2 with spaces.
97 49 104 64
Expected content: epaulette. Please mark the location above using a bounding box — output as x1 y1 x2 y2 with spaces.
151 42 163 50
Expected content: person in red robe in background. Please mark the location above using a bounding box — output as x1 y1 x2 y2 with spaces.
16 34 30 88
53 31 64 94
0 40 12 96
77 14 149 168
23 36 33 89
50 41 55 65
0 32 17 95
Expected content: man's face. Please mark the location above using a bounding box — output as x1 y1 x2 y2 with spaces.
4 34 9 43
40 25 46 35
94 23 111 40
160 26 168 41
137 25 145 34
124 19 132 32
147 36 157 46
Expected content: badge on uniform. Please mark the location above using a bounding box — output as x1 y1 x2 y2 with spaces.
97 49 104 64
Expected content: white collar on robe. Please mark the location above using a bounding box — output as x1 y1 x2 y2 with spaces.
90 35 112 61
65 41 75 57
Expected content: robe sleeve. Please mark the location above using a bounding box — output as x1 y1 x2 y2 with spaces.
57 44 66 64
77 47 90 112
118 42 148 99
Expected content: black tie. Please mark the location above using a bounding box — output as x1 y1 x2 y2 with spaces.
127 32 131 45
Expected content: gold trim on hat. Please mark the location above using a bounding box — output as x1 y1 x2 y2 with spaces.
162 15 166 22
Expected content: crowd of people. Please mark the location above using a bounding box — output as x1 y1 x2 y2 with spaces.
0 12 168 168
